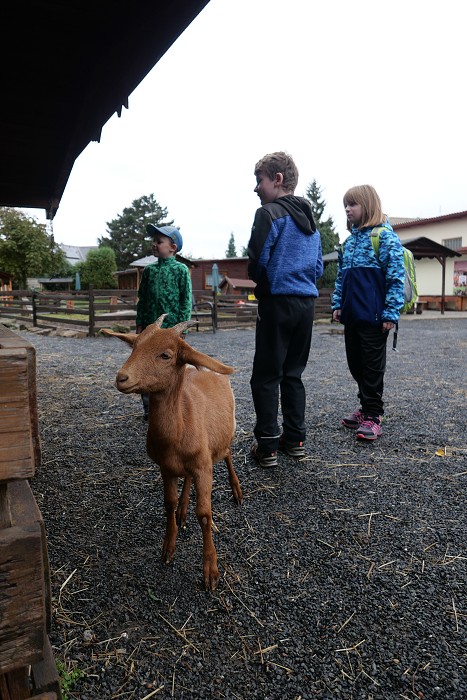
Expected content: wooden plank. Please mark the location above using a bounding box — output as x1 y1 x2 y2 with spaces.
0 524 45 675
0 349 35 481
0 666 30 699
0 484 11 529
0 673 10 699
30 638 61 698
7 481 52 634
0 327 41 471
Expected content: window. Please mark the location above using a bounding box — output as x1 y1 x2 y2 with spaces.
442 237 462 250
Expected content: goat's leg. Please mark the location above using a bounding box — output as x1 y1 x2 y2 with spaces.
194 469 219 591
176 475 192 529
161 475 179 564
225 448 243 504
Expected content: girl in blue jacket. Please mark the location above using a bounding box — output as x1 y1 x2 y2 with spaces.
332 185 404 440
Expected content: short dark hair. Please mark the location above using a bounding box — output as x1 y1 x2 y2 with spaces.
254 151 299 192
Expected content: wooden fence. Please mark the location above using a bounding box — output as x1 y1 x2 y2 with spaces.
0 288 333 336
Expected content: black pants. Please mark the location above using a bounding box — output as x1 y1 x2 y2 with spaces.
344 323 389 417
250 295 315 453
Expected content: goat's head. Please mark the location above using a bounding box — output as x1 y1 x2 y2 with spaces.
102 315 233 395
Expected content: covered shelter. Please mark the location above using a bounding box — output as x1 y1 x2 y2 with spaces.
219 277 257 296
1 0 210 218
402 237 461 313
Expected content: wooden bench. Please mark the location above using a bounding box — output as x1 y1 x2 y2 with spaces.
415 301 427 314
417 295 467 312
191 300 215 333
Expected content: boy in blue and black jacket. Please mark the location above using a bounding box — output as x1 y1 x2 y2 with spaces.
247 151 323 468
332 184 405 441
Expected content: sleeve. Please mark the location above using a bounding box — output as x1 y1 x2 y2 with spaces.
331 246 344 310
177 265 193 323
378 231 405 322
247 207 272 281
136 267 149 326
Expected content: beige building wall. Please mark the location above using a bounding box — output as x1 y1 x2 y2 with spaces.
395 217 466 296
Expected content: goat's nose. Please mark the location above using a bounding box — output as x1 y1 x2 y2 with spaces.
116 371 129 385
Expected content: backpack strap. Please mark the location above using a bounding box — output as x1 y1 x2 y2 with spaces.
371 226 399 350
369 226 385 258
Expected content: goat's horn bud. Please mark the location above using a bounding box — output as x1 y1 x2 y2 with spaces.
172 320 198 336
154 314 167 328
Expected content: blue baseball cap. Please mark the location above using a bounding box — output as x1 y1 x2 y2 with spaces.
146 224 183 253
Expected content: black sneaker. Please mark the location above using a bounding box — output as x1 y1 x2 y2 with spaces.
278 437 305 458
250 442 278 468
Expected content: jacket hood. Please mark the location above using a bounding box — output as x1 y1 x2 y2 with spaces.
273 195 317 234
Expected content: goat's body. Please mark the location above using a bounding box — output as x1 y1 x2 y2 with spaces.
102 319 243 591
146 366 235 471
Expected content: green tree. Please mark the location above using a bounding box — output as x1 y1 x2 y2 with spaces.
226 232 237 258
98 194 173 270
75 247 117 289
0 207 67 288
305 180 340 287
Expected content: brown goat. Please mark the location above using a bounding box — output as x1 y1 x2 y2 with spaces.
102 316 243 591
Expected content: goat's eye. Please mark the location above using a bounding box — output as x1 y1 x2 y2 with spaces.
160 352 171 360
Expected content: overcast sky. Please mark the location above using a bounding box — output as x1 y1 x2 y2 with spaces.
25 0 466 259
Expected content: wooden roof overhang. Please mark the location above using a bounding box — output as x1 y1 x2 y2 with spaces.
1 1 210 218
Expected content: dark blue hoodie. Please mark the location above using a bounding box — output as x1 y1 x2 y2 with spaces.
247 195 323 299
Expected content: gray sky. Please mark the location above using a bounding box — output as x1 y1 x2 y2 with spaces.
25 0 467 259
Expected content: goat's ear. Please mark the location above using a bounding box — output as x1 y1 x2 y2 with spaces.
178 339 234 375
100 329 137 346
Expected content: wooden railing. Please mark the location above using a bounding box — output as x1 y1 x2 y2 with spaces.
0 289 138 336
0 287 334 336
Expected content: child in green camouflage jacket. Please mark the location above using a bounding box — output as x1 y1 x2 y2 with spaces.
136 224 192 418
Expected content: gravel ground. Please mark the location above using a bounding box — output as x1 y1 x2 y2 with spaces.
20 317 467 700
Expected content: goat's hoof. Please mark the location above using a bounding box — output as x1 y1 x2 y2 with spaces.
161 545 175 565
176 517 187 530
203 568 220 592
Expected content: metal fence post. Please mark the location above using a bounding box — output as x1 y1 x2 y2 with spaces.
212 290 218 332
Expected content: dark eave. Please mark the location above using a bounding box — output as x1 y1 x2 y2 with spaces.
1 0 210 219
402 237 461 259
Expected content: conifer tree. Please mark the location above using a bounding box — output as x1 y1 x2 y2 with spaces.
305 180 339 287
98 194 173 270
226 232 237 258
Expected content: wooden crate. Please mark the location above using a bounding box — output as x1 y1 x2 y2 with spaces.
0 479 51 676
0 638 60 698
0 325 41 480
0 518 45 673
0 327 59 698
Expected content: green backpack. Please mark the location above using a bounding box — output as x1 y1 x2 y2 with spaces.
370 227 418 314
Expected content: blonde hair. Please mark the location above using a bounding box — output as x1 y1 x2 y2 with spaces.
343 185 386 230
254 151 299 193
